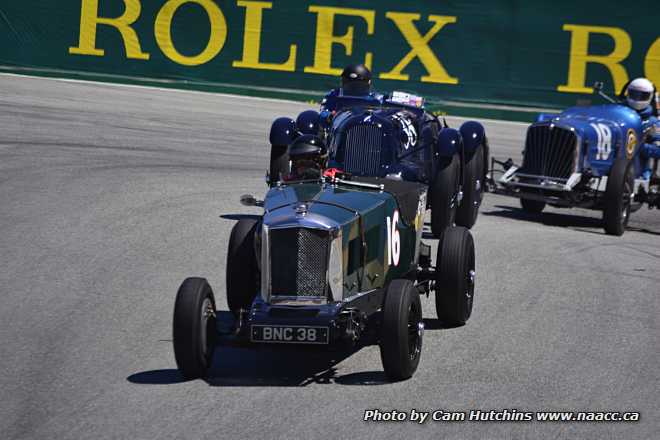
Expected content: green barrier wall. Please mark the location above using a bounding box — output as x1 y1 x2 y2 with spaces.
1 0 658 116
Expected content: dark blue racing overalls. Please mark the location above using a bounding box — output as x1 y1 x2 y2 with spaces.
638 106 660 178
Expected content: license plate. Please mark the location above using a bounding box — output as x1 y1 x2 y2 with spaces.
251 325 329 344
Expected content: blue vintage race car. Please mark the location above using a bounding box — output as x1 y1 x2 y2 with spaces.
268 92 490 236
490 83 659 236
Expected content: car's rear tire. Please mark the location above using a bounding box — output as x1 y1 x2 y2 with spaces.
435 226 475 325
379 279 423 381
269 145 289 183
430 154 459 237
455 145 484 228
603 158 634 236
520 198 546 214
227 218 259 316
173 277 216 380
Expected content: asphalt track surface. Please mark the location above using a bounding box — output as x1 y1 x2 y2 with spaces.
1 74 659 440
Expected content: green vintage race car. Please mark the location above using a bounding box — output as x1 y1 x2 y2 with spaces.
173 173 475 382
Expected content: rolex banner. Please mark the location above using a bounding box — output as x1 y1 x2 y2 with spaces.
1 0 657 112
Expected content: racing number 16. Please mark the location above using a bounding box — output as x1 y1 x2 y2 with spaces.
386 210 400 267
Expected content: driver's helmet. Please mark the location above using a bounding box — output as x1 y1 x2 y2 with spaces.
626 77 654 111
340 64 372 96
288 135 328 180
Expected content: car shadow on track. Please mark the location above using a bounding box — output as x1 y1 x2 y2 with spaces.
220 214 261 221
481 204 605 231
127 369 188 385
127 312 393 387
626 226 660 236
484 204 660 235
422 318 464 330
127 348 391 387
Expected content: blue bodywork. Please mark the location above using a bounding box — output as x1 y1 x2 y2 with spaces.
269 92 490 233
269 117 297 146
326 104 436 182
324 96 486 185
535 104 644 178
492 100 660 218
270 94 487 185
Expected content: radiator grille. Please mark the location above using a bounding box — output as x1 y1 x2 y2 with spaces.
343 124 384 176
521 125 578 179
269 228 328 297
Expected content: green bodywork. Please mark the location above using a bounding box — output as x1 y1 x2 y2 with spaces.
263 181 425 299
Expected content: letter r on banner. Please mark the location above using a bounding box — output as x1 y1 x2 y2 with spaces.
557 24 631 94
69 0 149 59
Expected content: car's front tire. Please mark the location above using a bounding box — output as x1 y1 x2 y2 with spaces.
435 226 475 325
430 154 459 237
227 218 259 316
603 158 634 236
379 279 423 381
455 144 485 228
173 277 216 380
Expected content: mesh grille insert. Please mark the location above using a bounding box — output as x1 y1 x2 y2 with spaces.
270 228 328 297
521 125 578 179
343 124 384 176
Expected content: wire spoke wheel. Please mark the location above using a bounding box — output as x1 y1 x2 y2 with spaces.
621 172 633 227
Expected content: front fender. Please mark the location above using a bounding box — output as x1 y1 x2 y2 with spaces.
436 128 463 158
269 117 297 146
459 121 485 155
535 113 560 123
296 110 320 135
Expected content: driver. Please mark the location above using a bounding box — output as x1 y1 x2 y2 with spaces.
339 63 374 96
286 135 328 181
320 63 425 118
625 77 658 119
624 78 660 180
320 64 383 113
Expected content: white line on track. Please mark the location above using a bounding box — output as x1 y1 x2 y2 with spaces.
0 72 530 127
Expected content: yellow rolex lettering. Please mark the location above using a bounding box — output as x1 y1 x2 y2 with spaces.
557 24 631 94
304 6 375 76
69 0 149 59
154 0 227 66
232 1 296 72
644 37 660 87
380 13 458 84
